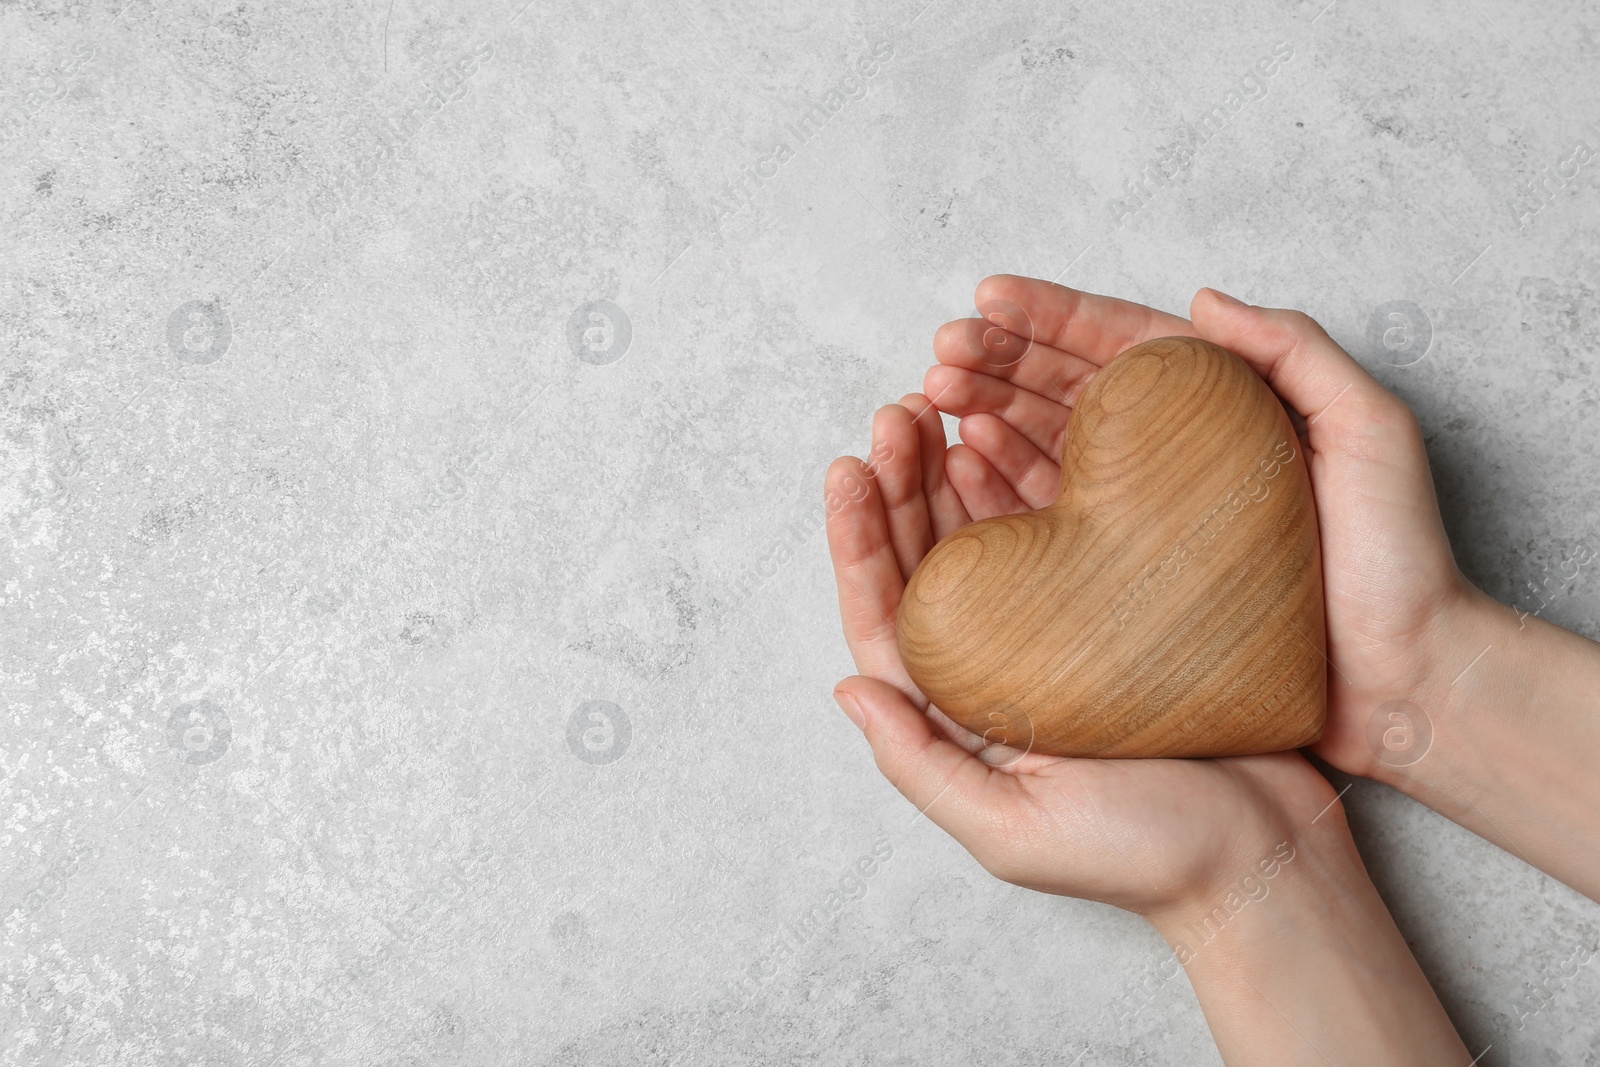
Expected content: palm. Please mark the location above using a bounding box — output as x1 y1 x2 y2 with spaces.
958 749 1331 907
1296 427 1467 774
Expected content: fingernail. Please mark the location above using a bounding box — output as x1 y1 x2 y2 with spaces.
1209 288 1245 306
834 690 866 730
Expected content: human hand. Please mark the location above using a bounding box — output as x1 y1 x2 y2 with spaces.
823 393 1339 916
822 299 1476 1063
823 389 1472 1064
924 276 1476 780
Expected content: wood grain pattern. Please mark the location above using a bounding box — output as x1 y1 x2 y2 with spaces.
897 336 1326 758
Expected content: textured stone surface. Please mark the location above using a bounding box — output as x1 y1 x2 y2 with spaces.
3 1 1598 1064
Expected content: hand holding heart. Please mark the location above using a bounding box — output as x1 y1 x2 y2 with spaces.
824 277 1472 914
897 334 1326 758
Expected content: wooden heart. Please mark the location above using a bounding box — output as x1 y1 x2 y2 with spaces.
897 336 1326 758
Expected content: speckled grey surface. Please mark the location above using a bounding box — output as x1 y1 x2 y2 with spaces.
4 1 1600 1064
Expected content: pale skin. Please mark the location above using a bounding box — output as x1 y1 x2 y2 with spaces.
825 277 1600 1064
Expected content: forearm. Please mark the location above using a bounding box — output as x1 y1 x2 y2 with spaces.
1385 588 1600 900
1147 815 1468 1066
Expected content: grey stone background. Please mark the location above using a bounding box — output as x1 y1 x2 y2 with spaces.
3 0 1599 1063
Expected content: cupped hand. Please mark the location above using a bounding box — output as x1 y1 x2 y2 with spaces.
824 393 1339 918
923 276 1476 779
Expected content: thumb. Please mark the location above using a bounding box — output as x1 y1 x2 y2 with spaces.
1189 286 1441 503
1189 288 1399 436
833 676 1002 847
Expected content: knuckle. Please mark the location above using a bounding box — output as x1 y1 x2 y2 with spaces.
1324 394 1422 460
1380 394 1422 435
850 606 898 646
1278 308 1323 336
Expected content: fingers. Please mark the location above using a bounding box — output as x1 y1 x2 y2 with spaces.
824 458 922 700
924 703 990 754
933 317 1100 406
898 392 970 542
974 274 1196 367
923 364 1071 461
833 675 1014 847
930 276 1195 457
869 403 936 581
944 443 1027 520
1189 289 1397 437
953 415 1060 510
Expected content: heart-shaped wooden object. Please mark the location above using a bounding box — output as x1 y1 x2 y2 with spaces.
898 336 1325 758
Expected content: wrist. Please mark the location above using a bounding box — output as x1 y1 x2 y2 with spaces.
1364 581 1503 796
1118 755 1344 930
1144 807 1470 1064
1375 583 1559 800
1141 797 1359 959
1376 583 1600 897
